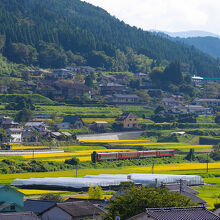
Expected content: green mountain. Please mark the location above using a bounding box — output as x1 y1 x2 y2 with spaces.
179 37 220 59
0 0 220 76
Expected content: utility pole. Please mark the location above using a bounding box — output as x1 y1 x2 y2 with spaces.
152 162 154 174
33 150 34 160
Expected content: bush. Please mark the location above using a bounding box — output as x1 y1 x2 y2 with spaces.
199 136 220 145
40 193 64 202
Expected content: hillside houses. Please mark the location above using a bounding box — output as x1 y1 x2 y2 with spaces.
100 83 127 95
193 98 220 107
107 94 140 104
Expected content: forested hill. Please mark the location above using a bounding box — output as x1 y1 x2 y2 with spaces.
179 37 220 59
0 0 220 76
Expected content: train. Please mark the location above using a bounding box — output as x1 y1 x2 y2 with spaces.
91 149 175 162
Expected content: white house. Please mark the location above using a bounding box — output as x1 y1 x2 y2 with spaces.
6 128 22 143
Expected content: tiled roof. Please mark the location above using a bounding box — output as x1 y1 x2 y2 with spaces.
165 184 199 195
0 211 40 220
116 113 138 121
180 191 206 204
56 201 104 218
24 200 56 215
145 206 220 220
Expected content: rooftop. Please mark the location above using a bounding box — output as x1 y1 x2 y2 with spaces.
145 206 219 220
56 201 104 217
24 199 56 215
128 206 220 220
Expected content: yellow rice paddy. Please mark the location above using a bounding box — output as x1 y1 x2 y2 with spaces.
18 189 69 195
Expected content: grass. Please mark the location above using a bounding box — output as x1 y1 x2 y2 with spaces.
192 185 220 208
57 145 106 151
82 118 115 123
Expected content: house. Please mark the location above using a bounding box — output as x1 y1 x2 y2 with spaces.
24 200 56 216
22 130 38 142
25 69 50 79
90 121 108 131
6 128 23 143
54 81 91 99
41 201 105 220
160 95 184 108
100 83 127 95
0 185 25 212
110 94 140 104
0 116 21 130
24 121 48 132
57 115 84 129
51 69 73 80
184 105 213 115
127 206 220 220
192 75 204 85
0 212 40 220
116 113 138 129
193 98 220 107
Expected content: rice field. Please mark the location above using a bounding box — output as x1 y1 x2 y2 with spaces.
45 156 91 162
17 189 70 196
192 185 220 208
82 118 115 123
116 142 186 146
12 146 50 150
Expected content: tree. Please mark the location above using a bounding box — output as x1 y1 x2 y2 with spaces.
0 128 7 142
105 184 195 220
65 157 79 166
14 109 33 123
215 114 220 124
40 193 64 202
129 79 140 89
184 149 196 161
163 62 183 85
88 184 103 199
10 43 38 65
91 151 97 163
85 74 93 87
154 105 165 114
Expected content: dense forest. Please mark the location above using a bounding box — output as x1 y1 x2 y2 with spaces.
178 37 220 59
0 0 220 76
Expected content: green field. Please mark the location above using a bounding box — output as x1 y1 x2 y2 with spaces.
34 105 122 117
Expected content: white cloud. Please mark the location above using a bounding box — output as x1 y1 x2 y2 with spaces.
83 0 220 34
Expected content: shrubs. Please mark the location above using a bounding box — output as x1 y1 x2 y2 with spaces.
199 136 220 145
0 159 74 174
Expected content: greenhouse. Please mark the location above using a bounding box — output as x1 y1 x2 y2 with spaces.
11 174 204 190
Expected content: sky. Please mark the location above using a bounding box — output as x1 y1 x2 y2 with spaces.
83 0 220 35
